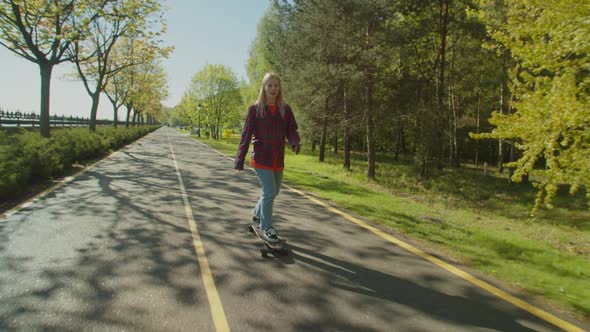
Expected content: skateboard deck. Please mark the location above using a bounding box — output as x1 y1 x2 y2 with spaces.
248 224 289 257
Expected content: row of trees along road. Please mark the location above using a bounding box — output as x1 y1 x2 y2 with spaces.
0 0 172 138
239 0 587 212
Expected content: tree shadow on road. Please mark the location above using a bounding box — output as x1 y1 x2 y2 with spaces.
288 244 551 332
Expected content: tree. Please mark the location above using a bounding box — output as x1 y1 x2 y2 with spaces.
69 0 167 132
245 5 276 90
434 0 450 171
356 0 390 179
0 0 103 137
473 0 590 211
128 58 168 126
104 38 134 128
189 64 242 140
281 0 339 163
107 37 144 128
278 0 365 168
172 92 196 127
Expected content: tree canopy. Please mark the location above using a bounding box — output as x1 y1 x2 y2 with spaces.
472 0 590 212
241 0 588 211
0 0 104 136
188 64 242 140
0 0 170 136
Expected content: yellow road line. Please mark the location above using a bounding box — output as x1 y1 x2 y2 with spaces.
283 184 585 332
168 136 230 332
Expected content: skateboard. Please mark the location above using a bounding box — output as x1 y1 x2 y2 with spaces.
248 224 289 257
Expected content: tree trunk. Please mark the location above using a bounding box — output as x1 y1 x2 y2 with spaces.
395 126 405 160
365 17 376 179
507 64 521 182
397 48 409 161
217 118 222 140
475 74 482 166
436 0 450 172
508 140 515 183
451 91 458 167
498 79 506 173
343 84 351 170
125 106 132 128
319 97 328 162
417 80 429 177
366 64 376 179
112 104 119 128
39 63 53 138
88 91 100 132
332 133 338 155
448 58 459 167
448 54 454 166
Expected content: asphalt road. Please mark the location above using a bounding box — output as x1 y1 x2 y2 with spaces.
0 127 587 332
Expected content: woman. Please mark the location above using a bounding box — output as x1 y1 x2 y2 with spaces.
234 72 301 243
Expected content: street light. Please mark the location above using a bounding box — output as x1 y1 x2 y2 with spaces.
197 103 202 138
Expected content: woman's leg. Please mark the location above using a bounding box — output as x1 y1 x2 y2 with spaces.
268 170 283 228
253 168 283 230
274 170 283 198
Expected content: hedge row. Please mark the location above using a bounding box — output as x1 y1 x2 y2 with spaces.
0 126 158 200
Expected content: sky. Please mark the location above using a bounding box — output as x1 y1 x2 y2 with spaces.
0 0 271 119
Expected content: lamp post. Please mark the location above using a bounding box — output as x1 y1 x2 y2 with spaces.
197 103 202 138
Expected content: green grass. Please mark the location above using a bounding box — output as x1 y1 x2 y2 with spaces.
196 134 590 319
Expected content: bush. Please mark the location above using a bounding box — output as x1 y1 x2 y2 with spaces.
0 130 30 198
223 129 233 142
20 131 61 179
0 126 158 201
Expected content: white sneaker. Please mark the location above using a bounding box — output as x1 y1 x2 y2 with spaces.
261 227 279 243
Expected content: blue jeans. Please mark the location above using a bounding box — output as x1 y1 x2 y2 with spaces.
253 168 283 230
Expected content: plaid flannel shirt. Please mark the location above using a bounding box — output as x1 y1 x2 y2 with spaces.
234 104 300 170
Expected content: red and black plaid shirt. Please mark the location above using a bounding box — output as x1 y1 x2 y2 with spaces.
234 104 300 171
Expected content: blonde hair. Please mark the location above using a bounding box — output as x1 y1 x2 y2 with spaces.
255 72 285 118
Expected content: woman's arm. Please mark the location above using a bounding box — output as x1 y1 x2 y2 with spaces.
235 106 256 169
285 105 301 153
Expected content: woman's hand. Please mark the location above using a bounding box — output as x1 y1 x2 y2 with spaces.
292 144 300 155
